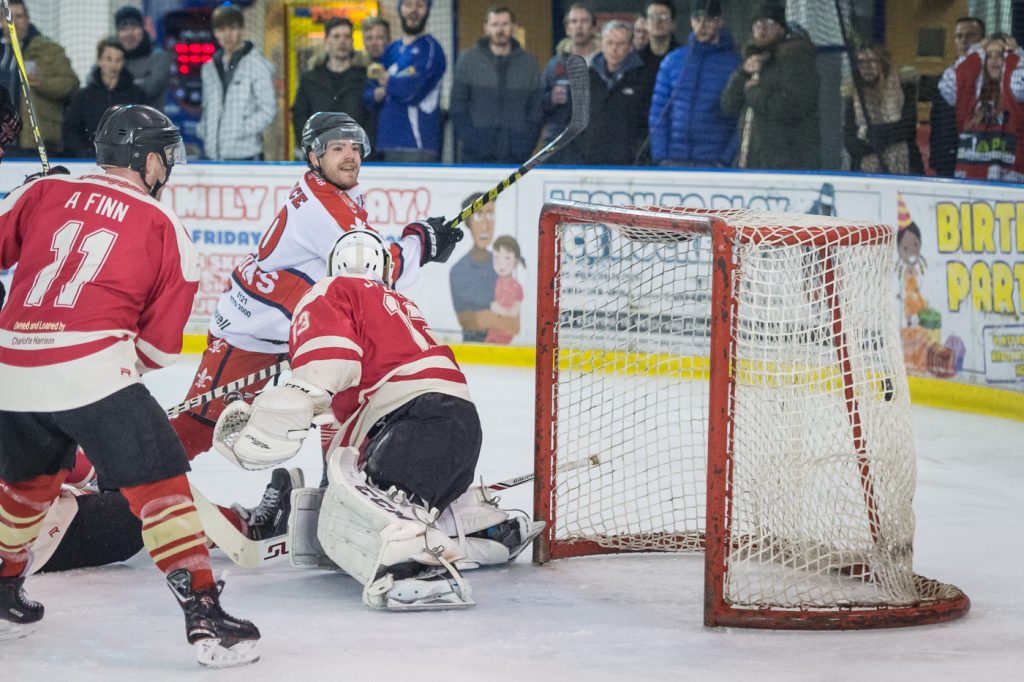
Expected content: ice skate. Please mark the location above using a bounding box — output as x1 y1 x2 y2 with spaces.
0 573 43 640
166 568 260 668
476 515 546 563
233 467 304 541
369 561 475 611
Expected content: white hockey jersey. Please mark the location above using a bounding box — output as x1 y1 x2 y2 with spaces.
210 171 422 353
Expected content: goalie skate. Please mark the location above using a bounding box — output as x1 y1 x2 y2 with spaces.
480 515 546 563
367 562 475 612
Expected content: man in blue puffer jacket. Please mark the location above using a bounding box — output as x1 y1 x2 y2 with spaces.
648 0 739 167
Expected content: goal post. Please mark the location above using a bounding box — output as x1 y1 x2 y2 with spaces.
533 199 969 629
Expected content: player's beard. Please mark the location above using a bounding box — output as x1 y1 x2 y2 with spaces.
401 13 427 36
323 164 359 190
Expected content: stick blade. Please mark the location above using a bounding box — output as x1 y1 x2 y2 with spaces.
564 54 590 136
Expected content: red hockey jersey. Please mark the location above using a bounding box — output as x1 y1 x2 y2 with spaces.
0 174 199 411
289 275 471 449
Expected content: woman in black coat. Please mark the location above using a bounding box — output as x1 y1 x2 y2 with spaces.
62 38 146 158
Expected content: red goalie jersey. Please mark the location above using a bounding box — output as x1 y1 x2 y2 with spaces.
289 275 471 449
0 174 199 411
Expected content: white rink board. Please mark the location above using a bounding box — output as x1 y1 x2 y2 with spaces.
1 162 1021 398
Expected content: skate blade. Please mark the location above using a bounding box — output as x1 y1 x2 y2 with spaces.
385 581 475 611
0 620 36 641
385 596 476 611
194 638 260 668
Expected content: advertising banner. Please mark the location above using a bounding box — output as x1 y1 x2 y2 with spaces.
1 162 1020 396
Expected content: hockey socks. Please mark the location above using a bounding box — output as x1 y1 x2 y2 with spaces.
0 473 65 577
121 475 214 591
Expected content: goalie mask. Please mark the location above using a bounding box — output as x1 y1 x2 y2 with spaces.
328 229 392 285
302 111 371 162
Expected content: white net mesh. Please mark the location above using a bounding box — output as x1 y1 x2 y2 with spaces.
539 203 966 620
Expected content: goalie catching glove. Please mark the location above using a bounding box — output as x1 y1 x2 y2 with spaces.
213 380 333 470
402 216 463 264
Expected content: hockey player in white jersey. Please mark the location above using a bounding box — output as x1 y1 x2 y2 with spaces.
213 230 544 610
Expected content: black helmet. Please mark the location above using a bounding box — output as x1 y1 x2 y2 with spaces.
301 112 371 161
94 105 185 173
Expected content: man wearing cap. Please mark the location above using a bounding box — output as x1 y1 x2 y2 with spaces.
720 1 820 170
114 5 172 111
365 0 447 162
648 0 739 167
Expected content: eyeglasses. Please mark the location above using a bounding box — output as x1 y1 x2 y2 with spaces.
647 12 671 21
753 18 779 30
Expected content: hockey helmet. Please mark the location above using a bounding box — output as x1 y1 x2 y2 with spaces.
94 104 185 173
301 111 371 161
328 229 392 285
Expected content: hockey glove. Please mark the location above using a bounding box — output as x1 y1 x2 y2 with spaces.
402 217 463 265
214 381 331 471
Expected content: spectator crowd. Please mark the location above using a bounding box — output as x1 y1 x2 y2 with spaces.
0 0 1022 181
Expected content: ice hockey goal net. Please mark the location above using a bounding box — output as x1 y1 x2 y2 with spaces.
533 200 969 629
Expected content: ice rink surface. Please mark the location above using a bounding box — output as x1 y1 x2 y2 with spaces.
2 358 1022 680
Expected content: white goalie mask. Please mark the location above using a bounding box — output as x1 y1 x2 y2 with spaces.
328 230 392 285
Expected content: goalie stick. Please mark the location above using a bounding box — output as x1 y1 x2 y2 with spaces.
164 359 290 565
437 53 590 254
1 0 49 172
198 455 602 569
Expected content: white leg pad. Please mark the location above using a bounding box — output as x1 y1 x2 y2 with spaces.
317 448 472 610
435 486 509 537
288 486 336 568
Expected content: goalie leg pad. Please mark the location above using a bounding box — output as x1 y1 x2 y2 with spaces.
317 448 472 609
363 393 482 512
288 486 336 568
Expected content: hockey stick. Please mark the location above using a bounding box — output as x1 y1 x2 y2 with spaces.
485 454 601 492
164 359 290 418
1 0 48 172
438 53 590 251
833 0 890 173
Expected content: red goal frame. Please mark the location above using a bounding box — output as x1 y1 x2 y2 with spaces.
533 199 970 630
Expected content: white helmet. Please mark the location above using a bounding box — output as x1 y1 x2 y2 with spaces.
328 229 392 285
